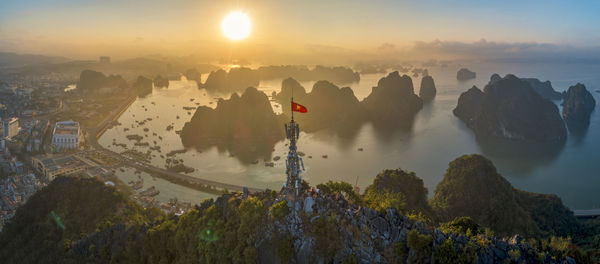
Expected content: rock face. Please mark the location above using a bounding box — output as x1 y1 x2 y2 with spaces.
132 76 153 97
153 75 169 88
521 78 563 101
202 67 259 92
562 83 596 125
418 75 437 101
180 87 283 163
453 74 566 141
431 154 580 237
76 70 128 94
275 78 365 133
456 68 476 80
362 71 423 125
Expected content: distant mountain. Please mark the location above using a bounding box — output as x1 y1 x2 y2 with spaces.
0 52 70 69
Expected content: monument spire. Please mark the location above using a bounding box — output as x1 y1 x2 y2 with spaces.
283 90 306 197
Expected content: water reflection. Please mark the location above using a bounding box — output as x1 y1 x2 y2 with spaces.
475 135 566 175
565 121 590 146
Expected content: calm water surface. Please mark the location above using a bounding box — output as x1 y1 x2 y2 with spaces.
101 62 600 209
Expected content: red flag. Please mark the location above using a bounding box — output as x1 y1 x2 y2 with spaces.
291 101 308 113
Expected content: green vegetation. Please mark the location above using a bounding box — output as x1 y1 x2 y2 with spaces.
430 154 579 238
439 217 481 237
269 200 289 220
311 213 343 260
407 229 433 263
317 180 361 204
363 187 406 213
0 176 159 263
434 238 477 264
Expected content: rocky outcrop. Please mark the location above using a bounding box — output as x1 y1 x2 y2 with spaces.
521 78 563 101
362 71 423 125
457 68 476 80
562 83 596 125
180 87 284 163
132 76 153 97
153 75 169 88
431 154 580 238
202 67 259 92
76 70 128 94
453 74 566 141
418 75 436 101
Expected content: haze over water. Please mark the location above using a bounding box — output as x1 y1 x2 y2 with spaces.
100 62 600 209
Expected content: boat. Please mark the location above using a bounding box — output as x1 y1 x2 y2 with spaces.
140 186 160 197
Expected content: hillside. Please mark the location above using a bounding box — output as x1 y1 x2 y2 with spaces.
0 155 595 263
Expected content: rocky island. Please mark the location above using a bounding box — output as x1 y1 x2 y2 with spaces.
562 83 596 125
180 87 284 163
257 65 360 84
201 67 260 93
453 74 566 141
362 71 423 126
457 68 476 81
419 75 437 101
275 78 366 133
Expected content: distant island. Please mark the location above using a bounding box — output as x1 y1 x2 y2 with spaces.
454 74 566 141
200 65 360 93
456 68 476 81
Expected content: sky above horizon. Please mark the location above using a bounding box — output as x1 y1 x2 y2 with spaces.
1 0 600 63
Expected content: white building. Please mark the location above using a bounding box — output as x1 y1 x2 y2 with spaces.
2 118 19 139
52 121 84 151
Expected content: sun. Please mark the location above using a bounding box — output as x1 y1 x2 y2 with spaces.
221 11 251 40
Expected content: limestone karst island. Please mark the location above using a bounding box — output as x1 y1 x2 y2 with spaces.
1 1 600 263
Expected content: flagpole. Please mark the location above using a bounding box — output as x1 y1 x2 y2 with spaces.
291 84 294 122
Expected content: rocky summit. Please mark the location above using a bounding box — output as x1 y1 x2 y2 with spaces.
453 74 567 141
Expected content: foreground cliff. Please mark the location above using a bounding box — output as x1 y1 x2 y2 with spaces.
1 154 595 263
454 74 566 141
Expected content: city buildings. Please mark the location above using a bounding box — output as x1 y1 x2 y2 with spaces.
31 155 88 181
1 117 19 139
52 120 84 151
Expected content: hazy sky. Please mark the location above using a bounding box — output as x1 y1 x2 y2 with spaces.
1 0 600 63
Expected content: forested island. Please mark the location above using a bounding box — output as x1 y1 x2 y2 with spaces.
0 154 597 263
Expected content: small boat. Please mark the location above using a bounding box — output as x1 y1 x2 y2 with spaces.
357 148 364 151
322 155 328 159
